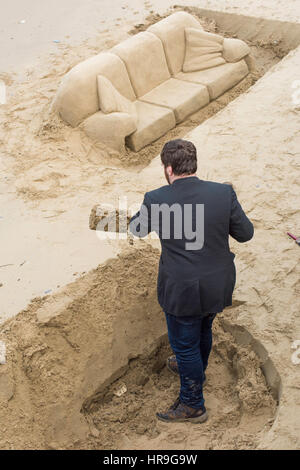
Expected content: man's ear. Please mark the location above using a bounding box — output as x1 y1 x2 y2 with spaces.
166 165 173 177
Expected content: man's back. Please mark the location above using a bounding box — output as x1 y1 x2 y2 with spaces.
131 176 253 316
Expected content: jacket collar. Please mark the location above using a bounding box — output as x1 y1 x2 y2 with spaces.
172 176 199 185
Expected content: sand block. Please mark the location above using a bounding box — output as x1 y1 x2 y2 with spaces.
126 101 176 152
140 78 210 124
148 11 203 75
52 52 136 127
176 60 249 99
89 204 130 232
112 32 170 97
82 111 137 152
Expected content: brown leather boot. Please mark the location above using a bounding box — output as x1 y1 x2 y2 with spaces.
157 401 208 423
166 355 207 385
169 396 180 411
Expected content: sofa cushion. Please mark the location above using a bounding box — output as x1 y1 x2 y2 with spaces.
139 78 210 124
148 11 203 75
82 111 137 152
97 75 138 124
183 28 226 72
126 101 176 152
176 60 249 100
223 38 251 63
112 32 170 98
52 52 136 127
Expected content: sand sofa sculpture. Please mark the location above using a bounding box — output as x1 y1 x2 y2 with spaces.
52 12 252 152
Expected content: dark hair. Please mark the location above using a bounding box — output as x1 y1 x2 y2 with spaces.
161 139 197 175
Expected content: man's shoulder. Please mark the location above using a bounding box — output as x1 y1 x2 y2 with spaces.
203 180 232 191
145 184 172 202
145 179 231 203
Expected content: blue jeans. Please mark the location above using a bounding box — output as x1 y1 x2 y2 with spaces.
165 312 217 410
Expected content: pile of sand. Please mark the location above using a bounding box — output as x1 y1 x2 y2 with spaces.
0 245 163 449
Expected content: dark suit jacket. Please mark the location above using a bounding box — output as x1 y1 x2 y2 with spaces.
130 176 254 316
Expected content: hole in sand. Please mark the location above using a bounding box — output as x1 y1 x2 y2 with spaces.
82 318 279 450
0 246 281 449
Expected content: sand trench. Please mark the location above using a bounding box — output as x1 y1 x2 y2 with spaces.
84 321 279 451
0 245 279 449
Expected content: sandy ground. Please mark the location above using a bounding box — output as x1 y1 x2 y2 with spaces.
0 4 284 323
0 1 299 323
1 0 300 73
0 0 300 450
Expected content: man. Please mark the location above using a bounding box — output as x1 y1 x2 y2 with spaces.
130 139 254 424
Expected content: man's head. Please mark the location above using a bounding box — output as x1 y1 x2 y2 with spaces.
161 139 197 184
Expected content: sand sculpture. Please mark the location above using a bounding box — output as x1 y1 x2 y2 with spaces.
52 12 252 152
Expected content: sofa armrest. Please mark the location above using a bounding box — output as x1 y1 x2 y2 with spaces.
223 38 251 63
244 54 256 72
82 111 137 152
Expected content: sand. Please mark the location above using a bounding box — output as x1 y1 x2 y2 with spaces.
0 8 281 322
89 322 276 451
1 0 299 73
0 0 300 450
0 245 277 449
